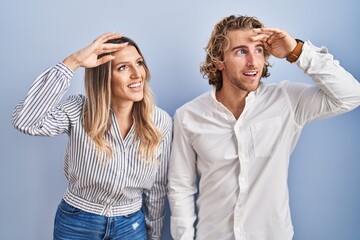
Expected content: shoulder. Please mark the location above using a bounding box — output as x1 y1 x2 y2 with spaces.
175 91 211 117
153 106 173 134
258 81 311 95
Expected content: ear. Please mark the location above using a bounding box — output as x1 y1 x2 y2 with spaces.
216 62 224 71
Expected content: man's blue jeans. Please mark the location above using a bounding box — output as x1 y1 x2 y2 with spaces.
53 199 147 240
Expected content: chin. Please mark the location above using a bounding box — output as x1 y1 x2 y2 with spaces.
244 82 260 92
133 96 144 102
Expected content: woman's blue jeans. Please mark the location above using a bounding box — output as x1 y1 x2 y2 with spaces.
53 199 147 240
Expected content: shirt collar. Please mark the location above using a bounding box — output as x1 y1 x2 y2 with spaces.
210 83 262 103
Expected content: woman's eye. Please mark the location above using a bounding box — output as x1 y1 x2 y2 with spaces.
118 65 127 71
137 60 144 66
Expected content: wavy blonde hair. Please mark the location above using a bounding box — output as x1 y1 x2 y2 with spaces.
200 15 271 90
83 37 161 163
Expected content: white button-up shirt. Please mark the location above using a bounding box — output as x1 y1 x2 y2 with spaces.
167 41 360 240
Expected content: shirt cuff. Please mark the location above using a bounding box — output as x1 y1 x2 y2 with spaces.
170 216 196 240
146 215 164 240
296 40 332 69
55 62 75 79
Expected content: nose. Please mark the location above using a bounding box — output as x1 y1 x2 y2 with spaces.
246 52 255 67
130 66 141 79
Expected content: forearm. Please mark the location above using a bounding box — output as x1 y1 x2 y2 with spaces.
12 63 73 135
167 113 198 239
144 195 166 240
144 174 168 239
168 184 197 240
145 128 172 239
63 54 81 72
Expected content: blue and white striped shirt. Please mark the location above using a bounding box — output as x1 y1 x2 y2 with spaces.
12 62 173 239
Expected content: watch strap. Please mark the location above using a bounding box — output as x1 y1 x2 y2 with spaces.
286 39 304 63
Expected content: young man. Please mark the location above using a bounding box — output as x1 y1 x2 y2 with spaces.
167 15 360 240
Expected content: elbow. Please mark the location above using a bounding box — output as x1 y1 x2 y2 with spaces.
329 99 360 114
340 101 360 112
11 115 41 136
338 93 360 111
11 114 24 133
11 119 30 135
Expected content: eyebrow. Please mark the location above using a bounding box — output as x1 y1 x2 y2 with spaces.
113 57 143 67
231 43 264 52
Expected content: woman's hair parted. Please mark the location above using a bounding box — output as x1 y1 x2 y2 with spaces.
200 15 271 90
83 36 161 163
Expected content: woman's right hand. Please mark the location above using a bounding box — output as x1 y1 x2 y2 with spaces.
62 32 128 71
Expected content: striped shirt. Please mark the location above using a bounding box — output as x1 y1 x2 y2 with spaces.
12 62 173 239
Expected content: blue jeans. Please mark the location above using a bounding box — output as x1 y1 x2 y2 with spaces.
54 199 147 240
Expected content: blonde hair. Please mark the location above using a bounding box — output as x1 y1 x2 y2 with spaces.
200 15 271 90
83 37 161 163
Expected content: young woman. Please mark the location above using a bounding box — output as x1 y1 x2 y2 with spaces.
12 32 172 240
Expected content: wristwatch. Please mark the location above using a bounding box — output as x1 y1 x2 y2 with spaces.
286 39 304 63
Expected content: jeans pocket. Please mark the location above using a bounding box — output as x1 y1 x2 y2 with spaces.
124 210 141 219
58 199 83 215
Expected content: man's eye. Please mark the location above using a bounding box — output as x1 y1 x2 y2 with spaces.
255 48 264 54
236 49 247 55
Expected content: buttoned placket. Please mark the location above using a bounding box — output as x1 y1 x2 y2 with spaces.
101 112 130 219
103 205 114 217
233 92 254 240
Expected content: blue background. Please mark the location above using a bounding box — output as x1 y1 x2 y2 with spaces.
1 0 359 239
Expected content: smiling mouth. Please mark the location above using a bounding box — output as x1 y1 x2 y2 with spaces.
128 82 141 89
243 71 257 77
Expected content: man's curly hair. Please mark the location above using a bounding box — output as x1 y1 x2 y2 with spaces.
200 15 271 90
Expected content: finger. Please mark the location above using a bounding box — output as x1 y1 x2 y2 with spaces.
102 32 124 43
93 32 114 43
103 42 128 51
95 32 123 44
250 33 272 43
96 54 115 65
256 28 289 42
263 41 271 50
253 27 283 35
95 42 129 55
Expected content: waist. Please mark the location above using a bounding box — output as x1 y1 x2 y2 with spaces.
63 189 142 217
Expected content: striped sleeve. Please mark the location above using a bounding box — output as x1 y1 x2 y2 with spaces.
143 108 173 240
12 62 83 136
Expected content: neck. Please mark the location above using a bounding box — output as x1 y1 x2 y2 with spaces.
216 87 248 119
111 101 134 139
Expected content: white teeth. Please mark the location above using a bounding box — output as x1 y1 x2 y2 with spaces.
244 71 257 76
128 82 141 88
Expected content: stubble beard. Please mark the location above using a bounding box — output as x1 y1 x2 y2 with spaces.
230 77 261 93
